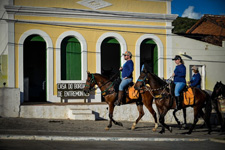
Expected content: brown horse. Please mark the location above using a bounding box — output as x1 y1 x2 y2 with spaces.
83 71 158 131
211 81 225 131
134 70 212 134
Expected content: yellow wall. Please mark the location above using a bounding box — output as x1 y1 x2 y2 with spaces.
14 0 168 96
15 0 167 14
15 23 167 94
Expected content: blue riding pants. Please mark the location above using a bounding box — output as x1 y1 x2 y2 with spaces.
119 78 133 91
174 82 186 96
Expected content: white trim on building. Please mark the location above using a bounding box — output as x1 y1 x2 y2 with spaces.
54 31 88 102
95 32 127 102
5 5 177 23
135 34 164 79
18 29 54 103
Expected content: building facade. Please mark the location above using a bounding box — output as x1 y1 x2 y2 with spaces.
1 0 176 103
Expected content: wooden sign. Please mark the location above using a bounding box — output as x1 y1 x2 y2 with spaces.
57 83 89 98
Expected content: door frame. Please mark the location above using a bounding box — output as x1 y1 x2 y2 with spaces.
18 29 53 103
135 34 164 79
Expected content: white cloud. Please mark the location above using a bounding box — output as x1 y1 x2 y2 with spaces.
182 6 201 19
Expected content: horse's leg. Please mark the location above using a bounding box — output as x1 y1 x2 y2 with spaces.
212 98 225 132
199 109 211 134
173 109 181 128
105 103 114 130
105 103 123 130
185 107 199 134
182 108 187 129
131 102 144 130
143 100 158 132
159 108 172 134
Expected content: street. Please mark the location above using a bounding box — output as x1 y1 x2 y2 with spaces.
0 118 225 150
0 140 224 150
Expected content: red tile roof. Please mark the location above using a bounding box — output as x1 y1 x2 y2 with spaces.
186 15 225 46
186 15 225 36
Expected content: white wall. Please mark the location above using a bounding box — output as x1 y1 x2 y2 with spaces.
172 34 225 91
0 88 20 117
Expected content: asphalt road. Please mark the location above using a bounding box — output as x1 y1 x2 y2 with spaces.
0 140 225 150
0 118 224 150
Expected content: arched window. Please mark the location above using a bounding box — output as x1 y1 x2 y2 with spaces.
24 35 47 101
101 37 120 79
61 37 81 80
140 39 158 75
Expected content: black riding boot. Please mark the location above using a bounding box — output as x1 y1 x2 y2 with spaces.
175 96 182 110
114 91 124 106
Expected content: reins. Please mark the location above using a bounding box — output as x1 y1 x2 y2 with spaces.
85 71 120 95
138 74 172 99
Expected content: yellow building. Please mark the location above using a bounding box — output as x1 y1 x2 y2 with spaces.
3 0 177 102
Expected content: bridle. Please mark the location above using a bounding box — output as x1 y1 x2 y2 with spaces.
136 72 170 99
85 74 97 91
84 73 117 95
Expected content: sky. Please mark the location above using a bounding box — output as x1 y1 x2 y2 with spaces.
171 0 225 19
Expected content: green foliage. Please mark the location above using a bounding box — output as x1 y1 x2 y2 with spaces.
172 17 199 34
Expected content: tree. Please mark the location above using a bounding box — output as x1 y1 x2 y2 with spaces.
172 17 198 34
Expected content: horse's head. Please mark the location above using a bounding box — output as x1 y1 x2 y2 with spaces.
83 71 97 94
134 69 149 90
212 81 225 100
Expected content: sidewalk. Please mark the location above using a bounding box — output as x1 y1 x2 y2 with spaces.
0 117 224 143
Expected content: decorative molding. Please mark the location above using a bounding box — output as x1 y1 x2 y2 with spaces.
55 31 88 83
8 19 174 30
135 34 164 79
5 5 177 23
77 0 112 10
95 32 127 102
18 29 54 102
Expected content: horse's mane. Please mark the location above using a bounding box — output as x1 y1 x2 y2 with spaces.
93 73 110 81
147 72 166 86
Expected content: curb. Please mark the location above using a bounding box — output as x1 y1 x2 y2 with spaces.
0 135 209 142
210 138 225 144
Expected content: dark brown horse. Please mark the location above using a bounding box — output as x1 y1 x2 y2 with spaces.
211 81 225 131
134 70 212 134
83 71 158 131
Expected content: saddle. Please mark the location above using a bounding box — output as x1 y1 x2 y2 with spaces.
168 82 194 106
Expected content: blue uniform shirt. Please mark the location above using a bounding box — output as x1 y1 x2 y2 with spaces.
174 64 186 83
122 60 134 79
190 73 201 88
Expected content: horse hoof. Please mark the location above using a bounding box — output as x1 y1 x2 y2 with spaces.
169 127 173 133
105 127 110 130
118 123 123 127
182 131 191 135
131 126 136 130
152 128 157 132
159 130 165 134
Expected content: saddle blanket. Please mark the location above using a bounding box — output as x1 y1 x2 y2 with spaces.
128 85 139 100
183 87 194 105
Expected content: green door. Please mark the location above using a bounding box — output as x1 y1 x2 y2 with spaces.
61 37 81 80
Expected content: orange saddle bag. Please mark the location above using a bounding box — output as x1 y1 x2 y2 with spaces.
128 85 139 99
183 87 195 106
